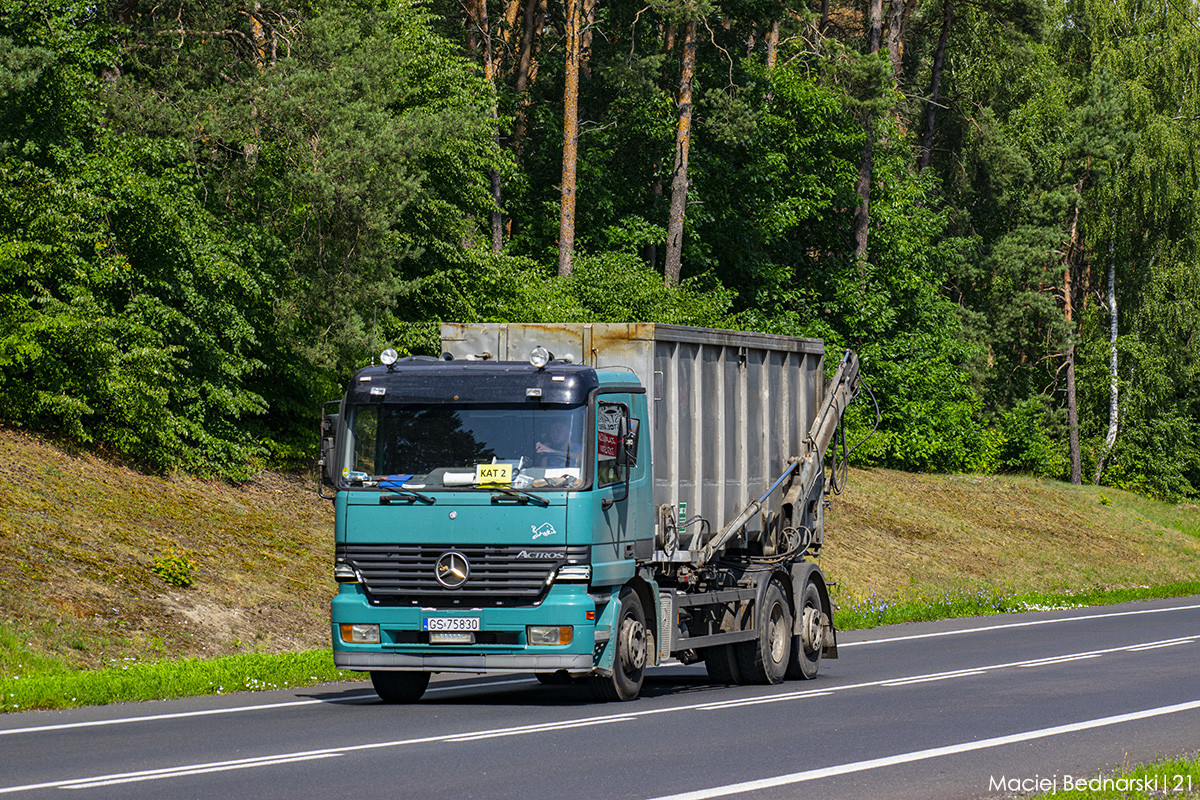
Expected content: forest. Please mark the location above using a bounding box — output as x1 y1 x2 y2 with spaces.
1 0 1197 497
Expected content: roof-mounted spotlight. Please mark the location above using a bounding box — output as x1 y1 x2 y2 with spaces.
529 346 553 369
380 348 399 370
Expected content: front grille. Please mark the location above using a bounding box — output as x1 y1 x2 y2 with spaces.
337 543 590 607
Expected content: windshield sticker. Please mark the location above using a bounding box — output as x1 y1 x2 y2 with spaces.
476 463 513 487
379 474 414 489
531 522 557 540
598 404 622 459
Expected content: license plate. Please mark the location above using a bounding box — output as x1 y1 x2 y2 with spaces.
423 617 480 632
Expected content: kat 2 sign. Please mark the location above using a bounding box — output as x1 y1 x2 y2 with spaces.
597 402 623 460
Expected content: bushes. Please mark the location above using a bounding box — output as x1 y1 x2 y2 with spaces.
982 398 1068 477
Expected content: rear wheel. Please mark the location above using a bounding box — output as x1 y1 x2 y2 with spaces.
736 581 792 684
786 580 823 680
703 644 742 684
370 670 430 703
589 587 647 702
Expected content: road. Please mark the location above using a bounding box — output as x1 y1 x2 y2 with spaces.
2 596 1199 799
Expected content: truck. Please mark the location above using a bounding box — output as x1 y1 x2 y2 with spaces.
319 323 861 702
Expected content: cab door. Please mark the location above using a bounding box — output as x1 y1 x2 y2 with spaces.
588 394 644 586
585 395 652 587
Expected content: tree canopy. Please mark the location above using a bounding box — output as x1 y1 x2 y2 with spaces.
2 0 1198 497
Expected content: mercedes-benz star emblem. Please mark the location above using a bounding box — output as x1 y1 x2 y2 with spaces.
435 551 470 589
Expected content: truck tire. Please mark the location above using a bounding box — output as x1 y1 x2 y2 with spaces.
370 670 430 703
703 644 741 684
786 580 823 680
736 581 791 684
589 587 647 702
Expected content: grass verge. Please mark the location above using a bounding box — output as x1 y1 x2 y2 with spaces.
835 581 1200 631
5 582 1198 713
1030 755 1200 798
1 648 365 712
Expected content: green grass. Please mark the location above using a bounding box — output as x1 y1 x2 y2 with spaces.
1030 755 1200 798
0 646 364 712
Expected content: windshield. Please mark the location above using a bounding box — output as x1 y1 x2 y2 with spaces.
342 403 587 490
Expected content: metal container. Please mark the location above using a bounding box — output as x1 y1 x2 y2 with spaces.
440 323 825 546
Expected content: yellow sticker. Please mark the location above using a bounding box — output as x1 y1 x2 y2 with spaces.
476 463 513 486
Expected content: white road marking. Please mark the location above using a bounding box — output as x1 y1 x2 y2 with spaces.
6 601 1194 740
1016 654 1103 668
641 698 1200 800
1126 637 1197 652
693 691 834 711
2 633 1195 795
880 669 988 687
0 678 535 738
840 601 1200 648
446 716 635 742
60 754 344 790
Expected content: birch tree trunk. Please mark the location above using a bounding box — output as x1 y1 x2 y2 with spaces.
664 17 697 285
557 0 582 276
1094 238 1120 484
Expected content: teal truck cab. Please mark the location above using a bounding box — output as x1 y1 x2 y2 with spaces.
320 324 860 703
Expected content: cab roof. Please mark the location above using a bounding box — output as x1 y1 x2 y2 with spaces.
346 358 601 405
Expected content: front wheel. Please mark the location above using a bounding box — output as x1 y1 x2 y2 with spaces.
589 587 647 702
786 580 823 680
370 670 430 703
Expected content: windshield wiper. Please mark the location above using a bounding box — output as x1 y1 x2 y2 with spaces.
380 490 436 505
489 486 550 507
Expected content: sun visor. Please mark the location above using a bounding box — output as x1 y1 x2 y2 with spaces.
346 361 599 406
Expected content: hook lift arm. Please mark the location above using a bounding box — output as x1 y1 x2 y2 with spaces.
691 350 862 567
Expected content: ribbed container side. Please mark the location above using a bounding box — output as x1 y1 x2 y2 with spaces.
441 323 824 538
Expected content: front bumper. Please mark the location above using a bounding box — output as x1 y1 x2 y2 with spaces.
334 652 593 672
331 582 607 673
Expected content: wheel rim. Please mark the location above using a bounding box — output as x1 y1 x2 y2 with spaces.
800 602 822 656
619 612 646 673
767 602 788 664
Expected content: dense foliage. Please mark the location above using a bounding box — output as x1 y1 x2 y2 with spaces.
1 0 1197 497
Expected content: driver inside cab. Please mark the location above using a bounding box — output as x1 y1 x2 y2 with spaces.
534 419 580 468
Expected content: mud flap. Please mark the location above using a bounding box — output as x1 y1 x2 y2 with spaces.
790 562 838 659
591 590 621 677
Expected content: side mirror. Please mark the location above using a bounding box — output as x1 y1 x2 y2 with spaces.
320 419 338 486
616 417 639 469
318 401 341 494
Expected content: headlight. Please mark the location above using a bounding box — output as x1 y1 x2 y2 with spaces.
527 625 573 645
340 623 380 644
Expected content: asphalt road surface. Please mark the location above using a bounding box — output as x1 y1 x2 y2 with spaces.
3 596 1199 800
